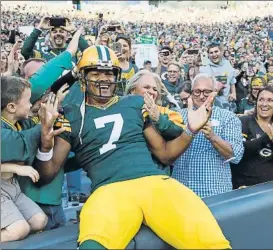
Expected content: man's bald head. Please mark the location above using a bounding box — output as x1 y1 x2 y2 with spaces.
22 58 46 79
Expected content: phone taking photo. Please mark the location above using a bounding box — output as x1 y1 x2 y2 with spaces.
187 49 199 55
50 18 66 27
112 42 122 54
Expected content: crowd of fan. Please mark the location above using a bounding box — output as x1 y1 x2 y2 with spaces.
1 1 273 244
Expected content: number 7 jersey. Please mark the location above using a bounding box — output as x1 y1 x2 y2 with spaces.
59 95 164 192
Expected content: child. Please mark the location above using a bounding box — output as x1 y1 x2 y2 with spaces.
1 76 49 242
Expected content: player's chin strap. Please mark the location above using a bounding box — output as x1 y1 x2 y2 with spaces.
78 82 86 145
78 97 85 145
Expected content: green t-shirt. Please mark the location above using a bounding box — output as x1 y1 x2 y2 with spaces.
59 95 164 192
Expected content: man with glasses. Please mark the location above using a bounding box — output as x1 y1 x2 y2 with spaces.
164 62 181 95
172 73 244 198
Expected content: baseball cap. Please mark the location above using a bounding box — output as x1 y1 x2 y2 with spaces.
159 46 173 54
144 60 151 65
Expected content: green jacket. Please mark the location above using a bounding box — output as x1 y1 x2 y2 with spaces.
1 117 40 165
21 28 89 63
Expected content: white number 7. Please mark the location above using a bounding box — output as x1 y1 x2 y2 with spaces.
94 114 124 155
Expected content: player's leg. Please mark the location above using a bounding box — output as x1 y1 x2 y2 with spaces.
78 181 143 249
139 176 231 249
79 240 106 249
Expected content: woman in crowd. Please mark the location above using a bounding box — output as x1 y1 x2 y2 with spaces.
125 70 186 174
185 65 197 83
231 85 273 189
238 77 266 115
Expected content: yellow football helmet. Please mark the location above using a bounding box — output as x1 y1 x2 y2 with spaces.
77 45 121 99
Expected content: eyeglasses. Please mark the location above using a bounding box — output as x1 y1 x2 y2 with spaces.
168 70 179 74
192 89 213 97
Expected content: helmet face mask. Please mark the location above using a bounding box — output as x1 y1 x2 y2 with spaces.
83 68 119 101
77 46 122 103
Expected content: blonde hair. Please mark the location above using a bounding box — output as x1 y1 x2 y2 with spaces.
125 70 162 105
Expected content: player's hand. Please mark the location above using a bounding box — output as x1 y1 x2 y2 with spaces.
187 92 216 133
61 18 76 33
38 93 66 152
143 92 160 122
56 83 70 104
15 165 40 183
37 17 54 30
200 121 216 140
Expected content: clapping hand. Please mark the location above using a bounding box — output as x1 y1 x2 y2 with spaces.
143 92 160 122
187 92 216 133
200 121 216 140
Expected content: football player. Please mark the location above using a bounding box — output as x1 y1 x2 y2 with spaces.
35 45 231 249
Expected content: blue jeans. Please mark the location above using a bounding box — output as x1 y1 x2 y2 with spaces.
67 169 82 193
38 203 66 230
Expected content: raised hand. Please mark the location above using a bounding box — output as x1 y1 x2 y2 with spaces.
66 26 84 57
16 165 40 183
37 17 54 30
56 83 70 104
6 41 20 75
38 93 66 151
143 92 160 122
61 18 76 33
114 51 123 61
187 92 216 133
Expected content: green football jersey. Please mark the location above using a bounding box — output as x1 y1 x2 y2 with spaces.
59 95 164 192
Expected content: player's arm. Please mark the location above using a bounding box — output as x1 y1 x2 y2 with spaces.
34 136 71 185
154 106 185 140
144 124 193 165
143 92 215 165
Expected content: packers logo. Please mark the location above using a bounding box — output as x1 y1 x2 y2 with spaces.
259 148 272 158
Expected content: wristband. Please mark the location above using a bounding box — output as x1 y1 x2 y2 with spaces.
187 123 198 135
36 148 53 161
185 126 196 138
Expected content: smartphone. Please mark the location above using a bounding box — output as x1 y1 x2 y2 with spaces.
159 51 170 57
112 42 122 54
50 18 66 27
107 26 116 32
188 49 199 55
